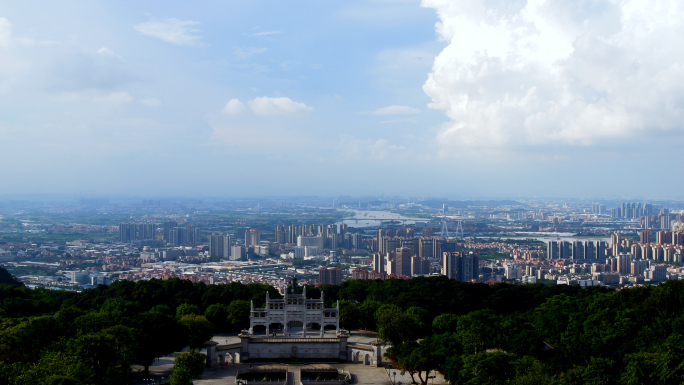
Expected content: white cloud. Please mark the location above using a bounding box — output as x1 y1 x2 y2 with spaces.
234 47 268 59
370 105 421 115
222 99 246 115
422 0 684 148
95 91 133 106
134 18 202 46
338 135 407 162
248 96 312 115
140 98 161 107
0 18 11 48
249 30 281 36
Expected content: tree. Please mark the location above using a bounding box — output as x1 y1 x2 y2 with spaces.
339 300 360 330
457 352 515 385
0 267 22 286
432 313 459 334
508 356 552 385
621 352 660 385
455 309 499 354
225 300 250 332
170 350 205 385
204 303 229 332
376 306 419 347
357 299 382 331
179 314 214 350
131 311 188 372
557 357 619 385
176 303 201 318
395 337 442 385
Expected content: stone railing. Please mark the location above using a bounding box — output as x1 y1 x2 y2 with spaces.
300 368 351 385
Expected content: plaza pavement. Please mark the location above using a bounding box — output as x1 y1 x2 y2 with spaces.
130 330 448 384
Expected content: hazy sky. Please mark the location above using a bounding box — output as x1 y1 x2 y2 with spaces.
1 1 683 199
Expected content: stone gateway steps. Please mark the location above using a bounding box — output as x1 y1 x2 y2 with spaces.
289 368 300 385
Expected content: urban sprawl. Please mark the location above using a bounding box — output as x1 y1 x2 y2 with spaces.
1 197 683 291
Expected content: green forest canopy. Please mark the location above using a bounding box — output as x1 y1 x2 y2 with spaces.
1 267 684 384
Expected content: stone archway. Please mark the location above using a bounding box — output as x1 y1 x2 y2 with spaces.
287 320 304 337
365 354 371 365
218 354 224 366
354 351 360 363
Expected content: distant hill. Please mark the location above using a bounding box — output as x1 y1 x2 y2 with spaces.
0 267 22 286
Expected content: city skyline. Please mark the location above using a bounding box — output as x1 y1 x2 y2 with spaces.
1 1 683 198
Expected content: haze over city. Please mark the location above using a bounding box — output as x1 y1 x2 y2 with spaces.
1 0 683 198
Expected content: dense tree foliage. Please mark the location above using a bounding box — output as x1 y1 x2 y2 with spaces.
169 350 205 385
327 276 684 385
0 268 22 286
3 273 684 384
0 278 281 384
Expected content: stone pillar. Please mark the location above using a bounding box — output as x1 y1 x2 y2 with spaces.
204 341 218 368
302 298 307 339
239 330 251 362
336 300 340 334
338 329 349 362
371 340 382 367
283 298 288 336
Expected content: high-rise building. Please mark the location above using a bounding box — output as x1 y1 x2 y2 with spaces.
394 247 413 277
328 232 340 249
597 241 607 259
547 241 558 259
559 241 571 259
661 216 672 230
319 267 343 285
372 253 385 273
617 253 634 274
230 245 245 261
245 229 261 248
584 241 596 259
411 256 431 276
656 230 672 245
352 233 363 250
422 227 434 237
298 235 325 252
640 230 651 245
210 235 231 258
631 259 650 275
163 221 178 241
119 223 156 242
419 238 434 259
193 228 202 244
572 241 583 259
168 227 189 245
442 251 479 282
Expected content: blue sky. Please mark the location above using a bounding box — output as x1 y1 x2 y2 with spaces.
1 0 683 199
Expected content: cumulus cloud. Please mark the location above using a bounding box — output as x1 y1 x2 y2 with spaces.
248 96 312 115
422 0 684 148
140 98 161 107
223 98 246 115
371 105 421 115
134 18 202 46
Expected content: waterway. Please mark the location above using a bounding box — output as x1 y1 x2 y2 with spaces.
497 232 611 244
336 210 431 228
